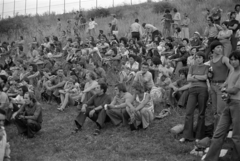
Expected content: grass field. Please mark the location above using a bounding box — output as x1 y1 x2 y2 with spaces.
5 97 214 161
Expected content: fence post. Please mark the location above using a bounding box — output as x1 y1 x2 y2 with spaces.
64 0 65 14
36 0 38 15
96 0 97 9
49 0 51 15
13 0 15 16
25 0 27 15
131 0 132 5
113 0 114 7
2 0 4 19
79 0 81 11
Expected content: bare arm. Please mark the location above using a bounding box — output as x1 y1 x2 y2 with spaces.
135 93 150 111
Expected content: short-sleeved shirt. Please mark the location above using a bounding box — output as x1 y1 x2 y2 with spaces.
0 92 9 111
228 20 239 33
134 71 155 89
188 64 209 88
163 13 173 28
227 70 240 101
125 61 139 71
86 93 111 108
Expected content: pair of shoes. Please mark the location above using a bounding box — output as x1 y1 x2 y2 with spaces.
93 129 100 136
57 108 64 112
71 128 81 134
179 138 186 143
155 108 171 119
179 138 194 143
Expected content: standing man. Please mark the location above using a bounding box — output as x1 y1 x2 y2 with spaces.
210 41 233 129
111 14 118 36
130 19 143 41
181 13 190 39
203 51 240 161
73 83 111 135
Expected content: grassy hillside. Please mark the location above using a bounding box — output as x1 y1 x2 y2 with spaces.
0 0 238 45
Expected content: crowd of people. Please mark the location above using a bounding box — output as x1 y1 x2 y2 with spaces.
0 4 240 161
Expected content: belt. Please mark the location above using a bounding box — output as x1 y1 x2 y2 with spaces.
211 80 225 83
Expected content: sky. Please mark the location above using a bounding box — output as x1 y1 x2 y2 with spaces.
0 0 159 18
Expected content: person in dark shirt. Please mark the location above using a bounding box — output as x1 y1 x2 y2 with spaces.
162 9 173 38
12 92 42 138
73 83 111 135
169 45 189 78
228 11 239 50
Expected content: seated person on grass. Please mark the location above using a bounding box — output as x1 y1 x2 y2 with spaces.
58 77 82 111
169 70 191 108
0 85 9 122
12 92 42 138
72 83 111 135
106 83 133 126
119 54 139 83
126 82 154 130
79 72 99 106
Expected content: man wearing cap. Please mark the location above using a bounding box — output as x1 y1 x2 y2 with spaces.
190 32 202 49
210 41 233 129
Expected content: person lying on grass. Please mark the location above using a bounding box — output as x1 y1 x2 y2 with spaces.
72 83 111 136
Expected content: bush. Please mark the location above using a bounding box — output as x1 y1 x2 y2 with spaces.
0 16 27 34
152 1 175 14
87 8 110 19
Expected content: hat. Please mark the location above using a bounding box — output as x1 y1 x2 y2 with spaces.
210 41 222 51
194 31 200 37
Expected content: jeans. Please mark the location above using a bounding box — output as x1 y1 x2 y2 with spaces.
203 99 240 161
210 83 226 129
183 86 208 140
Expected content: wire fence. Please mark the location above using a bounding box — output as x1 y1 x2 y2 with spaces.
0 0 142 19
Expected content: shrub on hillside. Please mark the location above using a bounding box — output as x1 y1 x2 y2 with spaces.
152 1 175 14
0 16 27 34
87 8 110 18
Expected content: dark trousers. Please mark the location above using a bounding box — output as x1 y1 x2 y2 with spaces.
169 89 189 107
14 118 41 138
75 107 107 129
205 38 218 60
231 33 238 51
131 32 140 41
152 30 161 41
183 87 208 140
106 108 130 126
204 100 240 161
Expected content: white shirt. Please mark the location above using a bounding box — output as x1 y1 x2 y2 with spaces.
236 12 240 23
173 12 181 24
130 22 142 35
89 21 98 29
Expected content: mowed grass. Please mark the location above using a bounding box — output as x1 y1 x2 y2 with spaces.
5 92 214 161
